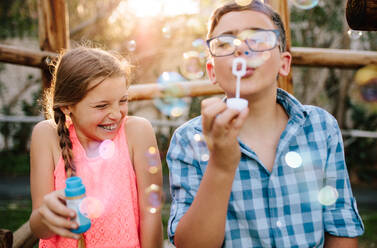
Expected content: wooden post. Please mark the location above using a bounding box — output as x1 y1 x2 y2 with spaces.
346 0 377 31
0 229 12 248
265 0 293 93
38 0 69 89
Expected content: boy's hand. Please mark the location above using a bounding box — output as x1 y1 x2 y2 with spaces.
201 97 249 173
38 190 81 240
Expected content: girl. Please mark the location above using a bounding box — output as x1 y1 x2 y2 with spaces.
29 47 163 248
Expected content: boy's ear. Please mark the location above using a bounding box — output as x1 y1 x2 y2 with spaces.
206 60 217 84
279 51 292 76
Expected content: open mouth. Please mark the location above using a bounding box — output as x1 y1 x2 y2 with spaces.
98 123 118 131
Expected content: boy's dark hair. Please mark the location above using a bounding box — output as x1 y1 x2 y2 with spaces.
207 0 287 52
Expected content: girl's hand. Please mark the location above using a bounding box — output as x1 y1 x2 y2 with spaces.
38 190 81 240
201 97 249 173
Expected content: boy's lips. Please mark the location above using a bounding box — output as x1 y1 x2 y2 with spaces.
242 67 255 78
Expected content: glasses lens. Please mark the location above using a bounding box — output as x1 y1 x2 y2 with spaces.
239 30 277 52
209 36 235 56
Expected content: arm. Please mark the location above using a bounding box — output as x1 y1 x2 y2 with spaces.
173 98 248 248
324 233 358 248
126 116 163 248
29 120 80 240
322 115 364 244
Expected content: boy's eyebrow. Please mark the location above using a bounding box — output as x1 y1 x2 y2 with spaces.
217 27 266 36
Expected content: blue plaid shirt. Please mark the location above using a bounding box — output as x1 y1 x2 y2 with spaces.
167 89 364 247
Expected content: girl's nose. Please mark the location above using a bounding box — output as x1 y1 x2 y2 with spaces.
234 41 249 57
109 106 122 120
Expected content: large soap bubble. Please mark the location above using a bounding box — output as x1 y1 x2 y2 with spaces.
154 72 189 117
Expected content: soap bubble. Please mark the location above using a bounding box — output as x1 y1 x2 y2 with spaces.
245 51 271 68
99 139 115 159
290 0 319 10
145 184 163 214
146 146 159 174
192 39 205 49
285 151 303 168
80 197 104 219
127 40 136 52
318 185 338 206
180 51 205 80
162 26 171 39
347 29 363 40
235 0 252 6
154 72 188 117
201 153 209 162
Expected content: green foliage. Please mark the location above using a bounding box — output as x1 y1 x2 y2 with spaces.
0 0 38 39
0 151 30 176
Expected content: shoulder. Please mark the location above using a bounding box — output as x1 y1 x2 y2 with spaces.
125 116 156 147
302 105 341 139
125 116 153 134
31 119 58 142
173 116 202 138
30 119 60 164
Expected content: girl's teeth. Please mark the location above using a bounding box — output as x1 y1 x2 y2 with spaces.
102 124 117 130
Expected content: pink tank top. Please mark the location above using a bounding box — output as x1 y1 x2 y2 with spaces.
39 119 140 248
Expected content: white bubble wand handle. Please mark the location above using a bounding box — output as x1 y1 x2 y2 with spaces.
232 58 247 98
227 58 248 111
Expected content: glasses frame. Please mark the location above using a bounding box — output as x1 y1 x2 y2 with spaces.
206 29 280 57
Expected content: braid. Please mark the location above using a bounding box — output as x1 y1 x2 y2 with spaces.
54 108 76 177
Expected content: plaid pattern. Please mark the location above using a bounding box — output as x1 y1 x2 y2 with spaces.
167 88 364 247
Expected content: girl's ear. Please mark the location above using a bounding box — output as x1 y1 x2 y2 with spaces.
60 106 71 116
279 51 292 76
206 60 217 84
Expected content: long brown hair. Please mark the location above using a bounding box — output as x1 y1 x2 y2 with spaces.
44 47 131 177
207 0 287 52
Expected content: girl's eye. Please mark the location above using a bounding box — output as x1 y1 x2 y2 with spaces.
120 99 129 104
95 104 107 109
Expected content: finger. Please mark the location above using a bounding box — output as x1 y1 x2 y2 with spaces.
212 108 242 136
39 206 78 230
44 193 75 219
231 107 249 131
201 99 227 134
201 97 221 109
43 222 81 240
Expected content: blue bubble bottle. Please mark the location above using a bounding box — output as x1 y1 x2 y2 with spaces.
65 176 91 234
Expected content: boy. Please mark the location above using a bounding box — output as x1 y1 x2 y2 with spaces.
167 1 364 247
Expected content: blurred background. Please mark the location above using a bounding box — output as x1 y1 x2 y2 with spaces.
0 0 376 246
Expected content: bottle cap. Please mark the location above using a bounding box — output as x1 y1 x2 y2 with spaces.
65 176 86 197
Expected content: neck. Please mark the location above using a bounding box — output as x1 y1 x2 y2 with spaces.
240 88 287 135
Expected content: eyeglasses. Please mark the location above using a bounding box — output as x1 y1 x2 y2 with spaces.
206 29 280 57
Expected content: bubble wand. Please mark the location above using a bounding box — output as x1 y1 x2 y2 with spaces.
227 57 248 110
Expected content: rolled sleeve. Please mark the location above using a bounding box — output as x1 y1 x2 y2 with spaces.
167 122 204 244
323 119 364 237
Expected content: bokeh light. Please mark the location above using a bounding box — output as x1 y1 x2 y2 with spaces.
145 184 163 214
353 65 377 103
318 185 338 206
180 51 205 80
146 146 159 174
162 26 171 39
79 197 105 219
201 153 209 162
99 139 115 160
285 151 303 168
290 0 319 10
126 40 136 52
347 29 363 40
154 72 189 117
